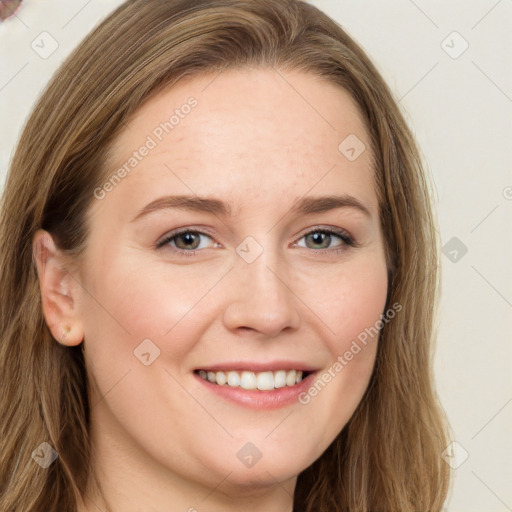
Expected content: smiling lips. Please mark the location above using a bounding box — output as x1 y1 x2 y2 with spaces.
196 369 307 390
194 363 318 409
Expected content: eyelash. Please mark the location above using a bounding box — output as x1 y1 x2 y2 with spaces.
155 226 358 257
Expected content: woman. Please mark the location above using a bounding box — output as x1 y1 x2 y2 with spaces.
0 0 452 510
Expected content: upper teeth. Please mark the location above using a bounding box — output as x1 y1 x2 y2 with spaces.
197 369 304 390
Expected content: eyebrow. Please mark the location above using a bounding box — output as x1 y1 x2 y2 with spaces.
130 193 372 222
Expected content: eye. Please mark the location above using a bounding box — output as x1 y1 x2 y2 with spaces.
295 227 356 252
156 229 216 254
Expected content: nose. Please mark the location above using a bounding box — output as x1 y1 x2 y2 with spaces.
222 250 301 337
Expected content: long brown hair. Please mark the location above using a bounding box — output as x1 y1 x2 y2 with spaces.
0 1 452 510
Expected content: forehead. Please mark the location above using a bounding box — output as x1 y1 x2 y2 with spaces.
96 68 377 218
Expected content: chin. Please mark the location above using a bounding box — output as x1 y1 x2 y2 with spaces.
201 450 309 492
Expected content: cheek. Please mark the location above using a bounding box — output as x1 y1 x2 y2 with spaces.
295 247 389 350
291 251 388 429
80 255 226 377
329 266 388 355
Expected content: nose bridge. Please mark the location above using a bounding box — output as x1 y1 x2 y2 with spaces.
222 239 301 336
241 248 283 295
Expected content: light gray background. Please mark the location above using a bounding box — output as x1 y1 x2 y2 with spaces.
1 1 511 511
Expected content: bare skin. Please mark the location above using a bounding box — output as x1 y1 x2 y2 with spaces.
34 68 388 512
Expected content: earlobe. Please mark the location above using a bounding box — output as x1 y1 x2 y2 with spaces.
32 229 84 347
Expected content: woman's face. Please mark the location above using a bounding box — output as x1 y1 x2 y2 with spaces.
75 68 388 499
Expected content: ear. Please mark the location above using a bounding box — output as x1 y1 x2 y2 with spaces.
32 229 84 347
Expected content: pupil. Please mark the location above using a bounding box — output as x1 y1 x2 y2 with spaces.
309 232 328 248
179 232 198 249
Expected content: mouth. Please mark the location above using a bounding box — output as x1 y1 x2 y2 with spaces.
192 361 319 409
194 368 313 390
